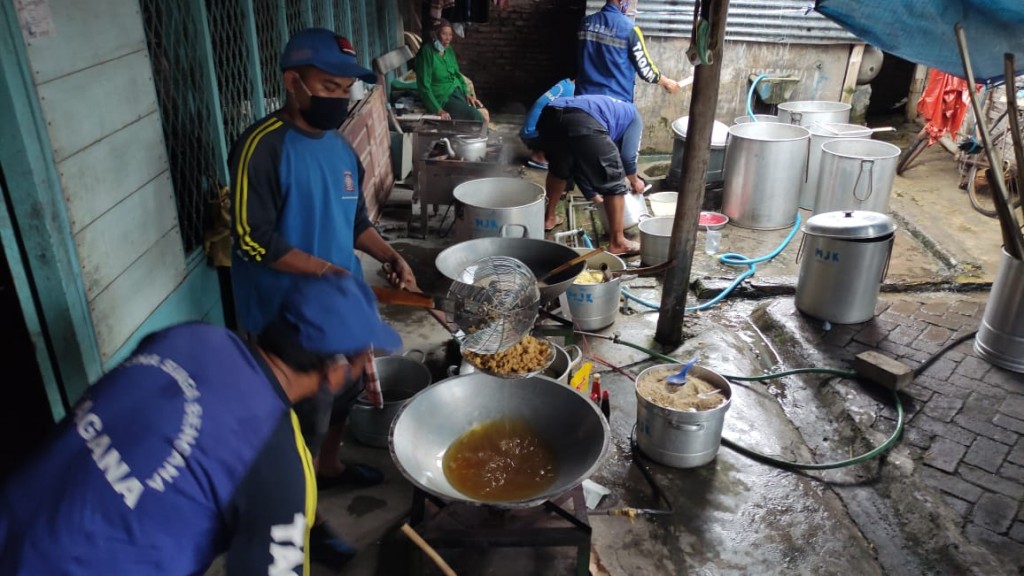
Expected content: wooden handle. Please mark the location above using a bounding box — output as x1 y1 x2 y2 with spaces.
400 523 457 576
539 247 605 282
371 286 435 309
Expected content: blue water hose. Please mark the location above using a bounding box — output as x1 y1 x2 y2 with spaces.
746 73 769 122
621 213 802 312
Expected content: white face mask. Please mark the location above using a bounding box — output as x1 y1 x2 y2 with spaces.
433 39 445 52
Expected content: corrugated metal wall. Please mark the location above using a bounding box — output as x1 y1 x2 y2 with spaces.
586 0 857 44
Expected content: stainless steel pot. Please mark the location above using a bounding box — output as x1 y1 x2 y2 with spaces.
635 364 732 468
388 373 610 508
801 123 874 209
453 135 488 161
722 122 810 230
639 216 674 266
795 211 896 324
453 177 545 241
814 138 901 215
451 342 583 385
435 234 585 303
777 100 852 127
975 248 1024 373
732 114 781 124
349 351 432 448
565 249 626 331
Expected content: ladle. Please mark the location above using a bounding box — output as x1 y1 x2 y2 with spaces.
537 247 605 283
666 356 698 385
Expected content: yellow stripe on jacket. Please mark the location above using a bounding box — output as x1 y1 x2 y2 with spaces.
234 117 284 260
288 410 317 576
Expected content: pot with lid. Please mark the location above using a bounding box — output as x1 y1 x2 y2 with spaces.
795 210 896 324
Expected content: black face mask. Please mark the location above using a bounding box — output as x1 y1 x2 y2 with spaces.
297 78 350 130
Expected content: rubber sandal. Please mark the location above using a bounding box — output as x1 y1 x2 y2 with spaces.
607 241 641 257
544 216 565 232
316 463 384 489
527 160 549 170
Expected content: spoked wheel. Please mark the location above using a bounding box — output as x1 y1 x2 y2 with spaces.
896 134 929 175
966 164 1022 218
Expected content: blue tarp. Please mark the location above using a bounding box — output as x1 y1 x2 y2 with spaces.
816 0 1024 84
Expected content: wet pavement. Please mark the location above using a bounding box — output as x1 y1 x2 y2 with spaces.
290 116 1024 576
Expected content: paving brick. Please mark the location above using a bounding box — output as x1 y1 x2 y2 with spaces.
910 413 976 445
982 367 1024 393
915 375 972 400
919 302 949 317
954 414 1020 446
949 300 981 317
964 524 1024 566
919 324 953 344
955 356 993 381
920 312 969 331
922 395 964 422
903 382 934 403
887 300 921 317
947 374 1008 400
971 493 1020 533
1001 462 1024 484
902 423 933 450
922 466 984 502
1011 521 1024 543
1009 442 1024 466
924 437 968 472
920 358 957 380
854 325 889 346
993 413 1024 435
876 339 917 361
940 493 973 522
822 325 857 347
959 464 1024 500
1000 394 1024 421
887 325 920 346
878 311 928 332
874 300 891 316
963 437 1012 473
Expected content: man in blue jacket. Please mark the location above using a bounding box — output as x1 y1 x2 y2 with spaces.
0 274 401 575
520 77 575 170
577 0 682 102
536 94 645 255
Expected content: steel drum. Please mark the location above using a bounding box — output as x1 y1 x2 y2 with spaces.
388 373 610 508
435 237 586 303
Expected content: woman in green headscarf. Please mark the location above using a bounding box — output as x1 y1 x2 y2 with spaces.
414 19 489 123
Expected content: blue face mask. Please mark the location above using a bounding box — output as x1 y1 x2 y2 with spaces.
620 0 630 14
433 39 445 52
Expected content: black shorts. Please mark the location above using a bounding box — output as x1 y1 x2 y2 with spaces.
292 375 365 455
536 107 628 198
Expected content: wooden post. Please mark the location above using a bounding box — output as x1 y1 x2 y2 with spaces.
840 43 865 104
654 0 730 346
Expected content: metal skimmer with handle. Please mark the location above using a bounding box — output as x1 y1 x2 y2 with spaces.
449 255 540 354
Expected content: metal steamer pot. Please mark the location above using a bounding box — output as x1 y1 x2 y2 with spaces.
639 216 674 266
565 249 626 331
434 234 586 303
722 122 810 230
801 123 874 210
453 178 545 241
388 373 610 508
450 342 583 385
348 351 432 448
448 135 488 161
777 100 852 127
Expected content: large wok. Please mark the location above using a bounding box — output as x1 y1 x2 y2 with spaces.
435 237 586 303
388 373 610 508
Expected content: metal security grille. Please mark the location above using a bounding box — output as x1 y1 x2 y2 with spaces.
208 2 258 146
312 0 329 27
139 0 222 255
286 2 307 34
255 0 286 113
334 0 354 41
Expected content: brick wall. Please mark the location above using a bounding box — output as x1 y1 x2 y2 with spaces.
445 0 584 112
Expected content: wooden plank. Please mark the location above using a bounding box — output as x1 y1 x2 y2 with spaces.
75 173 178 298
90 228 186 362
907 64 929 122
101 259 220 370
840 43 865 104
59 112 168 232
36 49 158 161
23 0 147 85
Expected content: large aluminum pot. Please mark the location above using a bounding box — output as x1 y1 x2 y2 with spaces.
722 122 810 230
435 235 585 303
565 249 626 331
801 123 873 209
975 248 1024 373
777 100 852 127
453 177 545 241
732 114 781 125
388 373 610 508
814 139 900 215
638 216 674 266
635 364 732 468
451 342 583 385
349 351 432 448
795 211 896 324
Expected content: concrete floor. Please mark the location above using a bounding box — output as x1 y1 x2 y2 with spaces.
301 115 1020 576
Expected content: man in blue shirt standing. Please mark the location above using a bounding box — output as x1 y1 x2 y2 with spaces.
536 94 645 255
577 0 682 102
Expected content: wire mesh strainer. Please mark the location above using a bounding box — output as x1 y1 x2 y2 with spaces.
449 256 540 354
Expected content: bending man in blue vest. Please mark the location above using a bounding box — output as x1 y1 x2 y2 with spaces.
0 274 401 575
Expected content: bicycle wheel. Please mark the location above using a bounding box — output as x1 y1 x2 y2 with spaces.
896 134 929 175
967 164 1022 218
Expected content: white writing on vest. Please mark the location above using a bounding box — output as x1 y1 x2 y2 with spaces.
75 400 144 509
269 512 307 575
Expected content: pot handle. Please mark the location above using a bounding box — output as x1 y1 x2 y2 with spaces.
879 234 895 283
795 233 808 264
564 344 584 370
803 136 812 183
853 159 875 201
667 421 706 432
499 223 528 238
790 111 803 125
447 365 460 377
403 348 426 363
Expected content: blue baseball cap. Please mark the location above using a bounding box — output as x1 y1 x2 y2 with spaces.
280 28 376 84
279 274 401 357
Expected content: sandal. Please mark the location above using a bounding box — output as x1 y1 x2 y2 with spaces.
607 240 641 257
527 160 549 170
544 216 565 232
316 463 384 490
